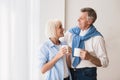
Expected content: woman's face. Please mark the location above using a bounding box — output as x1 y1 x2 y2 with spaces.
55 22 64 38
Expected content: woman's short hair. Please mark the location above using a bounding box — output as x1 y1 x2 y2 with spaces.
45 19 62 38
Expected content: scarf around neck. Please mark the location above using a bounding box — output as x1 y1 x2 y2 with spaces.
69 25 103 56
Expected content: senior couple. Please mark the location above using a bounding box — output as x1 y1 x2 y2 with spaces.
38 7 109 80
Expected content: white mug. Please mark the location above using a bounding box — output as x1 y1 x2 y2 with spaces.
61 45 69 53
74 48 81 57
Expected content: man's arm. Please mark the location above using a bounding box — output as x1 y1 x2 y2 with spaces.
80 50 102 67
80 36 109 67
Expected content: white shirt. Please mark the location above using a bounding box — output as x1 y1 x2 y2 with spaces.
63 56 69 78
60 28 109 68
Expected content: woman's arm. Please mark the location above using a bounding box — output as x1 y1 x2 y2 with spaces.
41 47 66 74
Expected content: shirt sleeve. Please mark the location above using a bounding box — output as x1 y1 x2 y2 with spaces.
93 36 109 67
37 44 49 69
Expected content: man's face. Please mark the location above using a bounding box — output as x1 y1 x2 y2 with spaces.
77 12 89 30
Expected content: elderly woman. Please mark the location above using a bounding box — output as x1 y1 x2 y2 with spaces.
38 19 71 80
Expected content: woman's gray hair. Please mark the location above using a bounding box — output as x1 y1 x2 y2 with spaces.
45 19 62 38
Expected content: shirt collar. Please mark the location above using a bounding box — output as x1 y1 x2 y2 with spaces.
80 27 90 36
48 38 55 47
48 38 63 48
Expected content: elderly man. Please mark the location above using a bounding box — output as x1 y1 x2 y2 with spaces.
62 7 109 80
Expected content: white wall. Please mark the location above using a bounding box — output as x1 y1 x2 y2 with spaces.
40 0 65 41
65 0 120 80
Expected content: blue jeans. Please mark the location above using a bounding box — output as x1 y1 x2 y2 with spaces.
70 67 97 80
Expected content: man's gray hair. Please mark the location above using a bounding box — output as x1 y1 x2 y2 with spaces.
81 7 97 23
45 19 62 38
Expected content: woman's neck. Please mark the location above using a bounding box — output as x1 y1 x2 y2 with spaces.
50 37 60 45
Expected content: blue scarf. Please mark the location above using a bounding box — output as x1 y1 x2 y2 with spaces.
69 25 102 67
